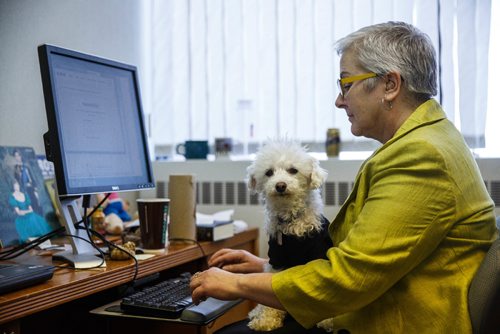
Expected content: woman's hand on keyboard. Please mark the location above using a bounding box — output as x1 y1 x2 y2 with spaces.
208 248 268 273
190 267 284 310
190 267 240 304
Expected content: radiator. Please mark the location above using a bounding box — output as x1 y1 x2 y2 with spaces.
138 158 500 256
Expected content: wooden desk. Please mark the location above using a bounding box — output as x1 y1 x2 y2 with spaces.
0 228 259 334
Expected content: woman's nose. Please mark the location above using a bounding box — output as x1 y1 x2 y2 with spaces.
335 93 345 109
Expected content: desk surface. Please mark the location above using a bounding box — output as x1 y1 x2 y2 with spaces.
0 228 258 325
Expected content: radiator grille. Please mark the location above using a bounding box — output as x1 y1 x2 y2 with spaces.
156 180 500 207
201 182 211 204
237 182 247 205
490 181 500 207
324 182 336 206
213 182 224 205
338 182 350 205
225 182 235 205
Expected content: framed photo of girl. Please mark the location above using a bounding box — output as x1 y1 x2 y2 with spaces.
0 146 60 247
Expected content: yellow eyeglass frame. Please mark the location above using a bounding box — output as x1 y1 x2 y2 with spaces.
337 72 377 98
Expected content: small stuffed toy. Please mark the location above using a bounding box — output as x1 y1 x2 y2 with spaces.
101 192 131 222
104 213 124 235
95 192 131 235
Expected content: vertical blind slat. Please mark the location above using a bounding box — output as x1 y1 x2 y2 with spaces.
149 0 491 152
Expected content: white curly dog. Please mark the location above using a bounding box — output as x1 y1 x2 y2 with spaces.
246 139 333 332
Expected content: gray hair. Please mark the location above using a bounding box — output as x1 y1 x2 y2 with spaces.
335 21 437 99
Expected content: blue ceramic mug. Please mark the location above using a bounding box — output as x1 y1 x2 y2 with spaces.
176 140 209 159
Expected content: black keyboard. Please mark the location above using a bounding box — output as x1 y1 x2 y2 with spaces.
121 272 193 319
120 272 242 324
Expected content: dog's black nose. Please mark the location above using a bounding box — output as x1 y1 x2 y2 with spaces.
275 182 287 193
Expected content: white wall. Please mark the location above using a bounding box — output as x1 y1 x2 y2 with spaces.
0 0 147 154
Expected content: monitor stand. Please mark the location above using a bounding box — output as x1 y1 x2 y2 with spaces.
53 196 106 269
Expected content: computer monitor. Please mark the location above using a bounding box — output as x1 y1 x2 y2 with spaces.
38 44 155 268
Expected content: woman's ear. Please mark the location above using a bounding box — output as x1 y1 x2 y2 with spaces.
384 71 402 102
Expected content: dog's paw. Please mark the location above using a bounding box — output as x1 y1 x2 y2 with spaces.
316 318 334 332
247 304 261 321
247 305 287 331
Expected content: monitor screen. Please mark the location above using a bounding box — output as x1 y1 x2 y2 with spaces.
38 44 155 196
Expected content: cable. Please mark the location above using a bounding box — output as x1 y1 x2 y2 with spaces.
81 195 95 244
1 193 140 292
74 193 107 264
50 232 106 269
59 193 138 273
0 194 110 260
0 228 63 260
83 226 140 282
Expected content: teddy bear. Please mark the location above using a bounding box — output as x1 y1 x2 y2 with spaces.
95 192 131 235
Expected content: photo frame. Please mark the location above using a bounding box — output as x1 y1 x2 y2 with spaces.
0 146 60 247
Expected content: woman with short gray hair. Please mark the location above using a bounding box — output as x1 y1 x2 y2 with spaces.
190 22 498 333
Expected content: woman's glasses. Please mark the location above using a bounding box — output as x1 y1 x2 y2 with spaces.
337 72 377 98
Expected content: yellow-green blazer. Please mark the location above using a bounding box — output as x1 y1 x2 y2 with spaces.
273 99 498 333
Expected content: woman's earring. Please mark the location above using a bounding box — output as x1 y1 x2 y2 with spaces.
382 97 393 110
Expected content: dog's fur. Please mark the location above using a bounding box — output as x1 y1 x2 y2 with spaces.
246 139 333 331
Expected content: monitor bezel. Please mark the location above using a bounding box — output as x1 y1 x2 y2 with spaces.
38 44 155 196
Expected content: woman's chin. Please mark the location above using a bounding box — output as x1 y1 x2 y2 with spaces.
350 125 362 137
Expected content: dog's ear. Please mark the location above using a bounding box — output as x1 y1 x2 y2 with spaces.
246 165 257 192
247 175 257 192
309 161 328 189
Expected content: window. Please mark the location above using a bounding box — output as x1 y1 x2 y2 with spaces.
143 0 496 157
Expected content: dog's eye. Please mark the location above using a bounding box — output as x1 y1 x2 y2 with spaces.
265 169 274 177
287 168 298 175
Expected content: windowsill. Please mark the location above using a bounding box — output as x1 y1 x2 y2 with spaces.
153 141 500 163
154 149 500 163
152 140 382 162
471 148 500 159
156 151 374 162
